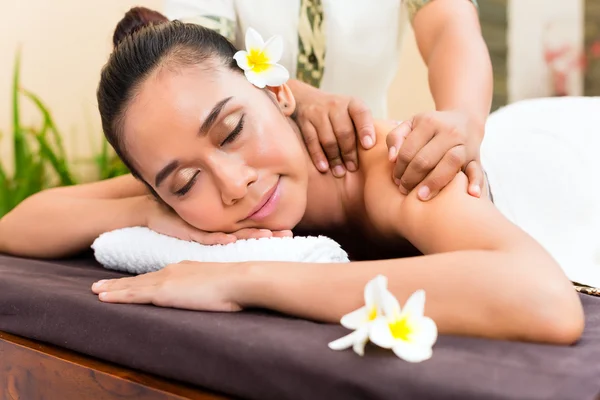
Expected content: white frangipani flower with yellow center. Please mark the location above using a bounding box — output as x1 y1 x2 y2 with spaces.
328 275 388 356
233 28 290 88
369 289 438 363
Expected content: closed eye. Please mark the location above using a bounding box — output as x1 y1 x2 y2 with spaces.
220 114 245 146
174 170 200 197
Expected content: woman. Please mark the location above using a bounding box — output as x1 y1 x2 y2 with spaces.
0 9 583 345
165 0 492 198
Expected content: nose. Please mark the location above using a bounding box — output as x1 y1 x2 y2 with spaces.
212 156 258 206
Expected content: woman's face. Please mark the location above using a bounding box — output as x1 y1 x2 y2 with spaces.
122 64 309 233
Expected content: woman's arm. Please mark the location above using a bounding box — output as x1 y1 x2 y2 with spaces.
0 175 150 258
240 172 583 344
413 0 492 126
238 124 582 343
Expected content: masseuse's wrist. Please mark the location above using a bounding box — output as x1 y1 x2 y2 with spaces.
439 107 487 140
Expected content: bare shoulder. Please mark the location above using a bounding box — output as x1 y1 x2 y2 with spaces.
358 120 407 237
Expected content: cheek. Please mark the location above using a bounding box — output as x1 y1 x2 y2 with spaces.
173 198 227 232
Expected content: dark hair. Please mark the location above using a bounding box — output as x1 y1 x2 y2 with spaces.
97 7 240 182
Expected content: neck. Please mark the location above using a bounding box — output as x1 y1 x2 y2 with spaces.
287 118 367 233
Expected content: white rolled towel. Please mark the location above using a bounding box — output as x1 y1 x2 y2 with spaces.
92 226 350 274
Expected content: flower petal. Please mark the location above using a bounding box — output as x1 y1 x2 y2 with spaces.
262 35 284 63
365 274 388 312
244 69 266 88
369 317 395 349
233 50 251 70
381 289 401 319
245 27 264 51
402 289 426 319
261 63 290 87
352 326 370 357
415 316 438 347
328 330 360 351
340 306 368 330
392 341 433 363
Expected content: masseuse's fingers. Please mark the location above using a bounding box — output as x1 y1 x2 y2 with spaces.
394 120 436 194
348 97 376 150
300 120 329 173
386 120 412 163
312 113 346 177
414 146 465 201
464 160 484 198
330 106 359 171
398 135 460 198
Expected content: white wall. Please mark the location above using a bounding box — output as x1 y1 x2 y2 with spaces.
508 0 584 101
0 0 433 174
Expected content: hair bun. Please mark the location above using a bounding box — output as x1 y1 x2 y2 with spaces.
112 7 169 48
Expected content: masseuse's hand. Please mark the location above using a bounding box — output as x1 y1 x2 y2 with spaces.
144 198 293 245
290 79 376 178
386 111 485 201
92 260 244 312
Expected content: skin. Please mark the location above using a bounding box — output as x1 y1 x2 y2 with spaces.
270 0 492 199
387 0 493 199
66 61 580 344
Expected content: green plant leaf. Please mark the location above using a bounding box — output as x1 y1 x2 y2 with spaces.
0 152 11 218
23 127 75 186
12 48 29 184
21 88 68 161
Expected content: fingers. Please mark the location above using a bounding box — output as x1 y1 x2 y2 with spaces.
386 120 412 163
231 228 274 240
91 272 159 294
394 120 436 193
464 160 484 198
190 231 236 245
414 146 465 201
97 286 155 304
397 134 461 197
330 107 358 172
272 230 294 238
312 114 346 177
348 97 375 149
299 120 329 173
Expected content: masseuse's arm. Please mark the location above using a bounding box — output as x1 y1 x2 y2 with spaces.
388 0 493 200
0 175 149 258
414 0 492 127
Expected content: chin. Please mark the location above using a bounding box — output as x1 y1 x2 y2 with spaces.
267 193 306 232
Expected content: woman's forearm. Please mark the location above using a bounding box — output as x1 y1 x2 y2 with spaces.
414 0 493 129
241 249 583 344
0 192 148 258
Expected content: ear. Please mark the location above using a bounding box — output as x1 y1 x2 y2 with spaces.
266 84 296 117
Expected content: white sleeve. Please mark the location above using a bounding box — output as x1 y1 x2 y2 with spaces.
163 0 237 42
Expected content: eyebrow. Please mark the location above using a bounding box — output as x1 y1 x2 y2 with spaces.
154 96 234 188
155 160 179 188
199 96 233 136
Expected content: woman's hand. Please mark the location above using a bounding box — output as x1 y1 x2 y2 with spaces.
144 198 293 245
289 79 376 177
386 111 485 201
91 261 244 312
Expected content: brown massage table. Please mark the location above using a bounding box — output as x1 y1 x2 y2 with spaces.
1 253 600 400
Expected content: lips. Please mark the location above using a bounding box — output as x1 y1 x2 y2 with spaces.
246 178 281 221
